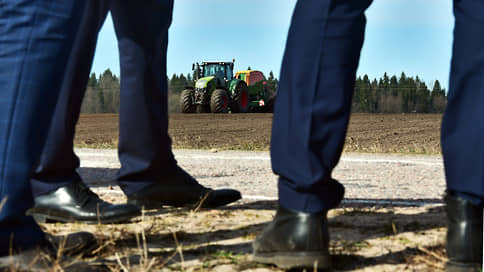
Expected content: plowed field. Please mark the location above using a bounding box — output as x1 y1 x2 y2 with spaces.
75 113 442 154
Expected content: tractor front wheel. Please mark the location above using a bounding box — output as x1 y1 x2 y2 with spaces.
180 89 195 113
210 89 229 113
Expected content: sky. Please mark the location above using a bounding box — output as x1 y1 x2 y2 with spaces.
91 0 454 89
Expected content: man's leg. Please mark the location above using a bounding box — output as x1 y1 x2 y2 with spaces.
30 1 110 196
0 0 85 254
442 0 484 270
27 1 140 224
253 0 372 269
111 0 241 209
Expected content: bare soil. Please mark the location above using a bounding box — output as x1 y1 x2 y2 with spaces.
75 113 442 153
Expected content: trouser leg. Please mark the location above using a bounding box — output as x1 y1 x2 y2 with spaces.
110 0 178 194
271 0 372 213
30 1 110 197
442 0 484 201
0 0 84 253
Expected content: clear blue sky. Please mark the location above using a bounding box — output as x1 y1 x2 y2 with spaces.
91 0 454 89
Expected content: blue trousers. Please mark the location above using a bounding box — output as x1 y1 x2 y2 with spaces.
31 0 177 196
272 0 484 213
0 0 85 253
442 0 484 202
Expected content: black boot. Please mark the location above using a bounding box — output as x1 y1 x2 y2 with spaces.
445 193 483 272
252 206 330 270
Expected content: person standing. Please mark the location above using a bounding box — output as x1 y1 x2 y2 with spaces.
253 0 484 271
0 0 98 269
27 0 242 224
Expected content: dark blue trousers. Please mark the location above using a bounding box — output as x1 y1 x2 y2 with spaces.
31 0 178 196
272 0 373 213
273 0 484 213
30 1 110 196
442 0 484 201
0 0 84 253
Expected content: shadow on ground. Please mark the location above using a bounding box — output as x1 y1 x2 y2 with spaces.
70 167 447 271
81 201 446 271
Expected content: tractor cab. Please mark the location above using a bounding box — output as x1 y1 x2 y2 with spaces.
193 61 234 88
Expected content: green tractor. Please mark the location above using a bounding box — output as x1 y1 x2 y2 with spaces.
180 61 249 113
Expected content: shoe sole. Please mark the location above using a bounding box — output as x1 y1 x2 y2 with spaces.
253 252 331 270
28 212 139 224
127 199 166 210
127 197 241 209
446 261 481 272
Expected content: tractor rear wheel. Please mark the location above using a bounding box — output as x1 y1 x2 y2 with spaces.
210 89 229 113
180 89 195 113
231 82 249 113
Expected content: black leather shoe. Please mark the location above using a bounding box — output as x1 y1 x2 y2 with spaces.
0 232 106 271
445 193 483 272
126 167 241 209
26 180 141 224
252 206 331 270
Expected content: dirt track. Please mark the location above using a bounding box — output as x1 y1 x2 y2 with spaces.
75 113 442 153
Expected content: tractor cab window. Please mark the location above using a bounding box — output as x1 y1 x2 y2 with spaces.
225 65 233 80
203 64 227 78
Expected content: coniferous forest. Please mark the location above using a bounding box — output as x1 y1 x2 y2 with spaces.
80 70 446 114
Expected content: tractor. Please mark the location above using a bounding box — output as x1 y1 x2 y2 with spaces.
235 70 276 112
180 61 249 113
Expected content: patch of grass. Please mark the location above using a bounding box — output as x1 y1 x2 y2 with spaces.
398 237 413 245
353 241 371 248
207 250 247 266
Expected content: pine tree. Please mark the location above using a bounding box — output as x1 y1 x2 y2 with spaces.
415 80 429 112
88 72 98 88
432 80 444 96
390 75 398 96
431 80 446 112
359 75 371 112
98 68 120 113
97 88 105 113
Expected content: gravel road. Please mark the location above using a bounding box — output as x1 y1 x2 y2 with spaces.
77 148 445 206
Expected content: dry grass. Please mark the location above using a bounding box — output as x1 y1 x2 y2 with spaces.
17 200 448 272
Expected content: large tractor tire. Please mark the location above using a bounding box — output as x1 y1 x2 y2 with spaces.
180 89 196 113
210 89 230 113
231 82 249 113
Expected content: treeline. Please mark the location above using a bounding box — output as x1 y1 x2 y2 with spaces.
352 72 446 113
81 69 120 113
81 69 446 114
